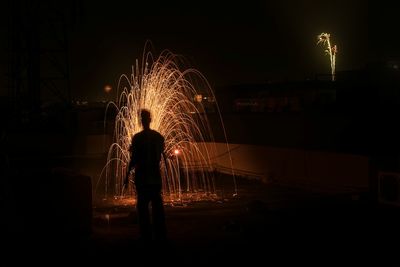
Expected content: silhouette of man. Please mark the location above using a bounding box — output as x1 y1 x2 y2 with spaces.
124 109 167 242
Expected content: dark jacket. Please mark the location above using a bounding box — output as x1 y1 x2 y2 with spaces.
129 129 165 187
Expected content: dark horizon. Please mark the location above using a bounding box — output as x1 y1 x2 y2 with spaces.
1 0 399 102
68 0 400 100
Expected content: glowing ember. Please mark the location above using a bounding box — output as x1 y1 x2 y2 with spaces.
97 45 236 203
317 32 337 81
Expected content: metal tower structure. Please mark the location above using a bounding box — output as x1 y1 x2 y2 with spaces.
7 0 77 123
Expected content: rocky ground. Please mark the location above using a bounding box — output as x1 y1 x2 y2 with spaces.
2 173 400 266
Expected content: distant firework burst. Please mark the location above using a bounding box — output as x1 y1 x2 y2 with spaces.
98 46 235 203
317 32 337 81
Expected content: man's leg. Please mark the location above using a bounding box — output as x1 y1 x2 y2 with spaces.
136 191 151 241
151 188 167 241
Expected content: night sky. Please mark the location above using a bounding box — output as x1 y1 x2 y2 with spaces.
2 1 399 101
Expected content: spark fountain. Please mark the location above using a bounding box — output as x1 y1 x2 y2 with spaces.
317 32 337 81
97 46 236 205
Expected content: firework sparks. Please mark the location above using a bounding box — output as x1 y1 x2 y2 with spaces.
317 32 337 81
97 47 236 203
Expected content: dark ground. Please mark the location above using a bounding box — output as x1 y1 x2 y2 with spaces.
3 172 400 266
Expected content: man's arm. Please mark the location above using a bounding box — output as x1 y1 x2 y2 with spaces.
124 137 135 188
124 159 131 188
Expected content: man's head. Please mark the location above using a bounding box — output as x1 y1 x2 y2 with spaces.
140 109 151 129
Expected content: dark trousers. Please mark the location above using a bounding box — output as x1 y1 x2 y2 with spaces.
136 185 167 241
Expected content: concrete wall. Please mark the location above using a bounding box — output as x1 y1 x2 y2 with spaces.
188 142 370 192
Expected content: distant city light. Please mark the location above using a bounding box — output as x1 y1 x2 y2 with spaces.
104 84 112 93
194 94 203 102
